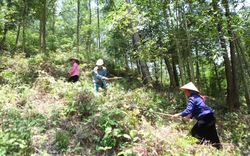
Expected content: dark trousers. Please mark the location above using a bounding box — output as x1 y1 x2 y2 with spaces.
191 113 222 149
68 75 79 83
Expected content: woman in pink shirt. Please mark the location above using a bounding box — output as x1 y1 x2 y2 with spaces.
68 58 79 82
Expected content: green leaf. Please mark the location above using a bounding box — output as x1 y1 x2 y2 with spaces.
123 134 131 140
105 127 112 134
129 130 137 138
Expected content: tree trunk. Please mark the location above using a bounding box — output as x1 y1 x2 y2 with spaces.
172 57 179 87
182 3 195 83
86 0 92 56
164 55 177 88
132 33 152 84
212 0 235 111
222 0 241 109
126 0 152 84
235 34 250 78
166 2 185 85
22 19 26 52
195 46 202 92
97 0 101 52
76 0 80 53
15 23 21 50
42 0 47 55
52 2 56 35
39 11 42 53
15 0 26 50
162 0 178 88
213 61 222 92
235 37 250 111
0 23 8 50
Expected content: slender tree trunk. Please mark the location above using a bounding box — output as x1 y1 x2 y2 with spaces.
182 3 195 83
86 0 92 55
52 2 56 35
0 23 8 50
222 0 241 109
164 55 177 88
39 12 42 53
213 61 222 92
195 46 202 92
76 0 80 53
15 0 26 50
22 19 26 52
42 0 47 55
172 57 179 87
15 23 21 50
97 0 101 52
153 60 159 84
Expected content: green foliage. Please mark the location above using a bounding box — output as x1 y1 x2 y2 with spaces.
96 108 125 150
0 109 32 155
55 130 69 151
222 112 250 149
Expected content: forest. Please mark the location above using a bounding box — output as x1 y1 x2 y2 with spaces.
0 0 250 155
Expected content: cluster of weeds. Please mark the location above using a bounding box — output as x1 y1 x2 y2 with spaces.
220 110 250 155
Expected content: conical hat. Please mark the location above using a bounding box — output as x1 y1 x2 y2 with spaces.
69 58 80 64
180 82 199 93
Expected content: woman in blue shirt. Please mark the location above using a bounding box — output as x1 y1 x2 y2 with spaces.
172 82 222 149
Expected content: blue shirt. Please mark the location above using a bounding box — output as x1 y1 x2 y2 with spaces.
180 93 213 120
93 66 107 85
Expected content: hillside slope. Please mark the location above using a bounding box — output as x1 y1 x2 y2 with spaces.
0 53 249 156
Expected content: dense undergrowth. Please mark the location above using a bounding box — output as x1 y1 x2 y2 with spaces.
0 52 249 156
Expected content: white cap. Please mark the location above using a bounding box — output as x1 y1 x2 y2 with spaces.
96 59 104 66
180 82 199 93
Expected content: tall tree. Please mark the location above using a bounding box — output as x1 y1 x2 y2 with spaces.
167 0 185 85
15 0 27 50
86 0 92 55
125 0 152 84
181 1 195 83
235 38 250 111
39 0 47 54
162 0 178 88
222 0 241 109
212 0 236 111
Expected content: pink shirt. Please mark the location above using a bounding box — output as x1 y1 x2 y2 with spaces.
69 62 79 76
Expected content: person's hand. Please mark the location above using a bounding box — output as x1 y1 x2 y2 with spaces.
103 77 109 80
172 113 181 118
183 117 190 122
184 113 192 122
